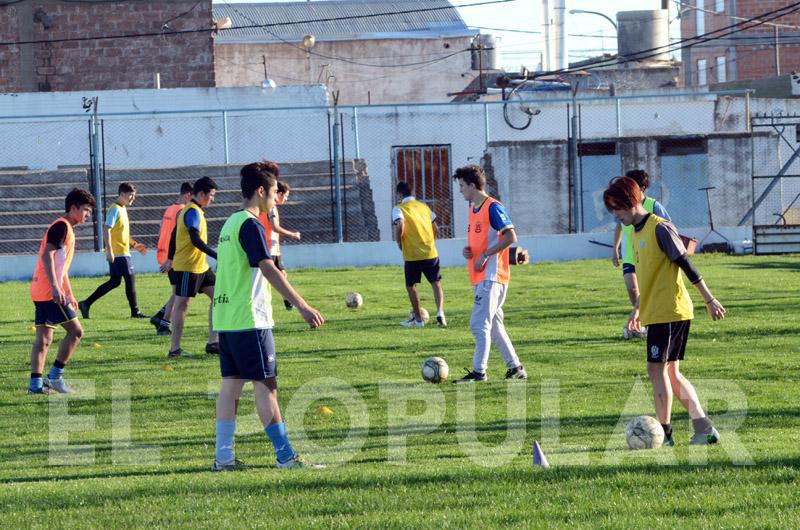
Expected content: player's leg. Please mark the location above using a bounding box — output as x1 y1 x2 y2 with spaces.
168 294 191 357
647 361 673 426
201 282 219 354
488 284 526 379
29 324 55 394
423 258 446 327
122 262 144 317
453 282 495 382
45 317 84 394
405 284 422 321
214 376 247 470
80 259 123 317
401 261 424 326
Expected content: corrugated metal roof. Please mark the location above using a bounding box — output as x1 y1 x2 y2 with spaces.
214 0 474 44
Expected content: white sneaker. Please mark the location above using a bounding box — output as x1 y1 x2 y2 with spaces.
399 317 424 328
43 376 75 394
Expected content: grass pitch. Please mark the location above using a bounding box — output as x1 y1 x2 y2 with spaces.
0 255 798 528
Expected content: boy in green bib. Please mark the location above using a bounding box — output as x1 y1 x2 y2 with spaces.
211 161 325 471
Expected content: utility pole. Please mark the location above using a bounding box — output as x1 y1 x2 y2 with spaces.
774 26 781 76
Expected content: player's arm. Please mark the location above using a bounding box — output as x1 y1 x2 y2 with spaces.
104 227 114 263
184 208 217 259
474 202 517 272
41 243 66 306
270 209 301 240
103 207 118 263
655 223 726 320
393 219 404 251
612 223 622 267
259 259 323 328
432 220 439 239
160 225 177 273
130 236 147 255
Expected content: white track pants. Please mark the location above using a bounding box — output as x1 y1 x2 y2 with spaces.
470 280 520 373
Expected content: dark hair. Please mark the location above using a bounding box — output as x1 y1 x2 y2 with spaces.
193 176 218 195
396 181 412 197
624 169 650 191
259 160 280 178
179 181 193 195
277 181 290 194
65 188 96 212
603 176 643 212
453 165 486 191
118 182 135 194
240 162 277 200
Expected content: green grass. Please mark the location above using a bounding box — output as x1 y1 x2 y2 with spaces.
0 255 799 528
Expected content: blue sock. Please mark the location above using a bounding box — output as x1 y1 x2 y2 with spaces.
265 422 295 463
215 420 236 465
29 377 43 392
48 364 65 380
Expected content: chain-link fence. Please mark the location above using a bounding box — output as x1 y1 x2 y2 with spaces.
0 90 756 255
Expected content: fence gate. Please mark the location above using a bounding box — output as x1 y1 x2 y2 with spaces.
748 113 800 254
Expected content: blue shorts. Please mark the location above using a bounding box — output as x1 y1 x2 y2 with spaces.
219 329 277 380
34 300 77 328
110 256 134 277
622 263 635 275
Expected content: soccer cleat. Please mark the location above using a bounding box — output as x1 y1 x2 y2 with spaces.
436 315 447 328
205 342 220 355
689 427 720 446
211 459 249 472
505 365 528 380
399 317 425 328
452 369 487 383
167 348 182 359
131 311 148 319
156 324 172 336
43 376 75 394
27 386 55 395
663 437 675 447
283 299 294 311
276 454 325 469
78 301 90 319
149 314 162 329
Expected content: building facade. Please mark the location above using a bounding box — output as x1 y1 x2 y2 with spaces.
0 0 215 93
681 0 800 87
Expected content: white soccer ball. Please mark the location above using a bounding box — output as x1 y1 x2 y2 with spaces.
345 292 363 309
622 326 648 340
421 356 449 383
625 415 665 450
409 307 430 323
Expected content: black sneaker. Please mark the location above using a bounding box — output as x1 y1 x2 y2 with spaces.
452 369 487 383
167 348 182 359
150 313 164 329
205 342 220 355
78 301 90 319
212 458 249 472
284 299 294 311
505 365 528 380
156 324 172 336
131 311 148 319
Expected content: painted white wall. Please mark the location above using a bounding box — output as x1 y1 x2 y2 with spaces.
0 226 752 283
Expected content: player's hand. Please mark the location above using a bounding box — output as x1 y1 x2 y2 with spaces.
705 298 726 321
68 296 78 310
133 242 147 255
51 286 67 307
106 253 114 264
299 305 324 329
462 246 473 259
611 248 620 267
473 252 488 273
159 259 172 274
291 231 301 241
627 308 641 332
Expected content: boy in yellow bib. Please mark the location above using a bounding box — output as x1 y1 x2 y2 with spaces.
392 181 446 327
604 176 726 446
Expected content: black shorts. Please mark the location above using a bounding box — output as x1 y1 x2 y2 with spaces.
219 329 277 380
646 320 691 363
167 269 178 286
404 258 441 287
110 256 134 277
622 263 635 275
174 270 215 298
273 255 285 271
34 300 77 328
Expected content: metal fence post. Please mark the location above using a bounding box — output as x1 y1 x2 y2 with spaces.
484 102 490 146
222 111 230 164
332 99 344 243
89 106 104 251
352 106 361 159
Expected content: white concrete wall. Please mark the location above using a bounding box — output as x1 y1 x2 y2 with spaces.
0 226 752 283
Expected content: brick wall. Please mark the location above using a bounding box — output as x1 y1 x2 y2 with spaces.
0 0 214 93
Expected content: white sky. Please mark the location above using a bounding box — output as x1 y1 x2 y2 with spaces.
214 0 680 71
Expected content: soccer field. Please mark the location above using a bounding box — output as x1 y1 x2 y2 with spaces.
1 255 798 528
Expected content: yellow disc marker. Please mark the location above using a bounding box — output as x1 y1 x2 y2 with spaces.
317 405 334 416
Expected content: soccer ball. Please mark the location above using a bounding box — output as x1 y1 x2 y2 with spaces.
421 356 449 383
409 307 430 323
625 415 665 450
622 326 648 339
345 292 363 309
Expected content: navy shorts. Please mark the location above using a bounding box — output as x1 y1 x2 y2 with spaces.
174 270 215 298
646 320 691 363
622 263 635 275
167 269 178 286
273 255 285 271
219 329 277 380
110 256 134 277
404 258 441 287
34 300 77 328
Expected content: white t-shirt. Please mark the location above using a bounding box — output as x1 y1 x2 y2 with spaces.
391 196 437 225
